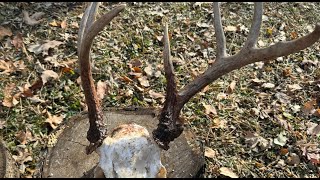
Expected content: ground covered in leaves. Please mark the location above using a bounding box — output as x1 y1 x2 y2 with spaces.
0 2 319 178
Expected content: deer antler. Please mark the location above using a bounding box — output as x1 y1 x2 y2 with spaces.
153 2 320 150
78 2 126 155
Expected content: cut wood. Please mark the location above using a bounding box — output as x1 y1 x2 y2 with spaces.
41 108 204 178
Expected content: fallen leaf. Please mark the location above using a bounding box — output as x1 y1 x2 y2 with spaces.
71 21 79 29
0 60 14 75
22 10 44 25
148 90 165 100
301 99 316 115
11 33 24 49
132 67 142 73
45 112 64 129
120 75 133 83
138 76 150 87
280 148 289 155
27 40 64 56
204 147 216 159
274 131 287 147
96 80 108 102
0 120 6 130
28 95 46 103
60 20 67 29
219 167 238 178
15 130 33 145
287 84 302 91
266 28 273 36
0 26 12 40
216 92 227 100
225 26 237 32
2 83 19 107
227 80 236 94
306 122 320 136
211 118 227 129
287 153 300 166
290 31 298 39
41 70 59 84
203 103 217 115
262 82 275 89
49 20 59 27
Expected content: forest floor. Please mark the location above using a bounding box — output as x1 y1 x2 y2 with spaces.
0 2 319 178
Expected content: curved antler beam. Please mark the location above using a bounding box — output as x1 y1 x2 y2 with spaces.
78 3 126 155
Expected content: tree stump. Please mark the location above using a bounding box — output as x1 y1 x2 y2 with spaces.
41 108 205 178
0 138 20 178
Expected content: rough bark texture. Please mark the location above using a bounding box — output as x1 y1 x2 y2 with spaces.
41 108 204 178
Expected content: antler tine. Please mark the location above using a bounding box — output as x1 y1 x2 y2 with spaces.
78 2 100 57
242 2 263 50
152 20 183 150
153 2 320 150
213 2 227 59
78 3 126 155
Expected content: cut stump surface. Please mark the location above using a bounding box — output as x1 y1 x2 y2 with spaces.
41 108 205 178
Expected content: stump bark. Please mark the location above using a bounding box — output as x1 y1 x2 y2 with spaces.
0 138 20 178
41 108 204 178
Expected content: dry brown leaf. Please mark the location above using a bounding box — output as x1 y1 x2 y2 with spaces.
227 80 236 94
219 167 239 178
287 153 300 166
203 103 217 115
144 64 154 77
280 148 289 155
2 83 20 107
204 147 216 159
0 26 12 40
148 90 165 100
132 67 142 73
96 80 108 102
49 20 59 27
22 10 43 25
120 75 133 83
287 84 302 91
60 20 67 29
27 40 64 56
12 33 24 49
71 21 79 29
45 112 64 129
306 122 320 136
15 130 33 145
290 31 298 39
225 26 237 32
41 70 59 84
129 59 142 68
138 76 150 87
0 60 14 75
0 120 6 130
301 99 316 115
216 92 227 100
262 82 275 89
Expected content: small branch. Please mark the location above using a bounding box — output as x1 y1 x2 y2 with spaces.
243 2 263 49
213 2 226 59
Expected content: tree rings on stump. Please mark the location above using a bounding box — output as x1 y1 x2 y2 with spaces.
41 108 204 178
0 138 20 178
